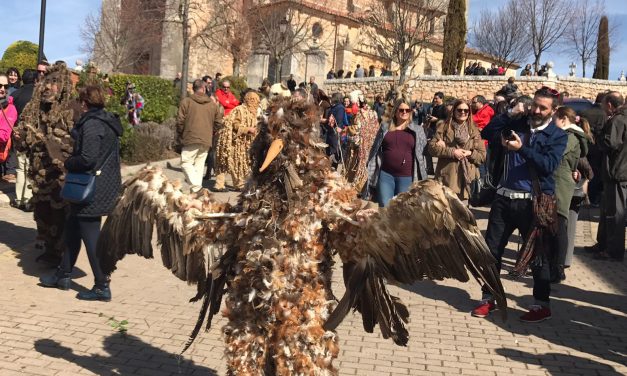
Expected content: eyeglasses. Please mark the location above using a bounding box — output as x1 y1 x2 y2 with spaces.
37 70 46 75
456 108 470 114
397 108 412 113
222 86 230 89
0 84 8 89
539 86 559 97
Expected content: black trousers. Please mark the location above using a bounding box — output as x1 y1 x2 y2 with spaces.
598 180 627 260
59 215 107 288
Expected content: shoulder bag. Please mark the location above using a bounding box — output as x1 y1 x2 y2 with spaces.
62 139 118 204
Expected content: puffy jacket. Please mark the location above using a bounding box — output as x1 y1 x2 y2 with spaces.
65 108 123 217
215 89 239 116
0 97 17 144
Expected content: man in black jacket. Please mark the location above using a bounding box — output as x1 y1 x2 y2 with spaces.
588 92 627 262
580 92 607 205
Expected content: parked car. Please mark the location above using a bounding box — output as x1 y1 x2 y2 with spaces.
563 98 593 114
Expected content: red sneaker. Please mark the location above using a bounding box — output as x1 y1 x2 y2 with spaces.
519 305 552 323
471 299 496 318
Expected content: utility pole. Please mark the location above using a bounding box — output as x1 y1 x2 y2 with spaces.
180 0 190 99
37 0 47 62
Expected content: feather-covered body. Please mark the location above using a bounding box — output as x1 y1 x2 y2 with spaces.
99 98 506 375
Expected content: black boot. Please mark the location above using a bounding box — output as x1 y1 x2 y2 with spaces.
39 271 71 290
77 285 112 302
550 265 566 284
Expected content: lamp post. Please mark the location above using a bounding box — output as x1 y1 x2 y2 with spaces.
274 17 289 83
37 0 47 62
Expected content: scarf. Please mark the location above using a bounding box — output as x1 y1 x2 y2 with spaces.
452 121 473 190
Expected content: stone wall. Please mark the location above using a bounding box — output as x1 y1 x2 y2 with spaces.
322 75 627 102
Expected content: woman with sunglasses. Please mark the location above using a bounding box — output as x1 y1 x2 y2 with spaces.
6 68 21 95
428 99 485 202
363 98 428 207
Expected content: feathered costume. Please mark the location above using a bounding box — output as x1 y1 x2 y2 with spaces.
15 63 77 262
344 105 379 191
98 98 506 375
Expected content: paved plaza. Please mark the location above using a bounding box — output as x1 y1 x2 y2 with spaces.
0 162 626 376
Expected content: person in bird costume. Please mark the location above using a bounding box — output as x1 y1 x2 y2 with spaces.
15 62 78 265
213 90 260 191
97 97 507 375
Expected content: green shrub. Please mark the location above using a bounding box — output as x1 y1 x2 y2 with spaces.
222 75 248 101
107 74 178 123
120 121 178 164
0 40 43 73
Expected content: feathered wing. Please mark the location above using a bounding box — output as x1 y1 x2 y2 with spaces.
325 179 506 345
96 166 236 351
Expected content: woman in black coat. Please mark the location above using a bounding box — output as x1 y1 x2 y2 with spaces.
40 85 122 301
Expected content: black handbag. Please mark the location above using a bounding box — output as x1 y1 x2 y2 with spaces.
61 140 117 204
469 174 497 207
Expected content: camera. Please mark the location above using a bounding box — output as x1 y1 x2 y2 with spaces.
501 129 516 141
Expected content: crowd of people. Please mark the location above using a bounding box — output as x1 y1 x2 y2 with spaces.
1 62 625 320
176 72 625 324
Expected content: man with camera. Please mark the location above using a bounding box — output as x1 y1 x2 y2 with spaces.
472 87 567 323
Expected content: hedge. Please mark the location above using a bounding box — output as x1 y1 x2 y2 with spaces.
107 73 178 124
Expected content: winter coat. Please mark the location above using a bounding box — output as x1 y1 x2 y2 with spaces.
215 89 240 116
472 104 495 130
428 119 486 199
482 113 568 195
0 97 17 145
65 108 123 217
177 93 224 148
10 84 35 115
362 120 428 200
601 106 627 182
554 125 588 218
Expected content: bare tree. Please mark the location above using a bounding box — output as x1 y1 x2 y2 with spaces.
80 0 162 73
245 1 325 83
522 0 574 72
195 0 251 77
564 0 622 77
470 0 529 70
360 0 447 84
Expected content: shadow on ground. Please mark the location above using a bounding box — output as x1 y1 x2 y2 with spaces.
35 333 218 376
496 348 623 375
0 219 89 292
400 276 627 367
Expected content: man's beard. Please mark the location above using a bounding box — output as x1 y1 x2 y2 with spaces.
530 113 552 127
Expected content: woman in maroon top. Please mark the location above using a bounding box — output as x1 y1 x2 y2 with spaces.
363 99 429 206
376 101 416 206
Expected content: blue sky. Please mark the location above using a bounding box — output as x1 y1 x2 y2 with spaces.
0 0 625 79
469 0 626 79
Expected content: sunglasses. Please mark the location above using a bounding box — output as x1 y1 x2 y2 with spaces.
456 108 470 114
397 108 411 113
0 84 8 89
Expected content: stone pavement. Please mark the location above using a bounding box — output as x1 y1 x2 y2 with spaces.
0 164 625 375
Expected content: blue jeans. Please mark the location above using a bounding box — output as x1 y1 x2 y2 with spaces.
376 170 412 207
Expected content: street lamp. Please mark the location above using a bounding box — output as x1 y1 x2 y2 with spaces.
275 17 289 83
279 18 288 34
38 0 47 63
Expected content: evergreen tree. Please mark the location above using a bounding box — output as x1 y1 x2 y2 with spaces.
441 0 467 75
592 16 609 80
